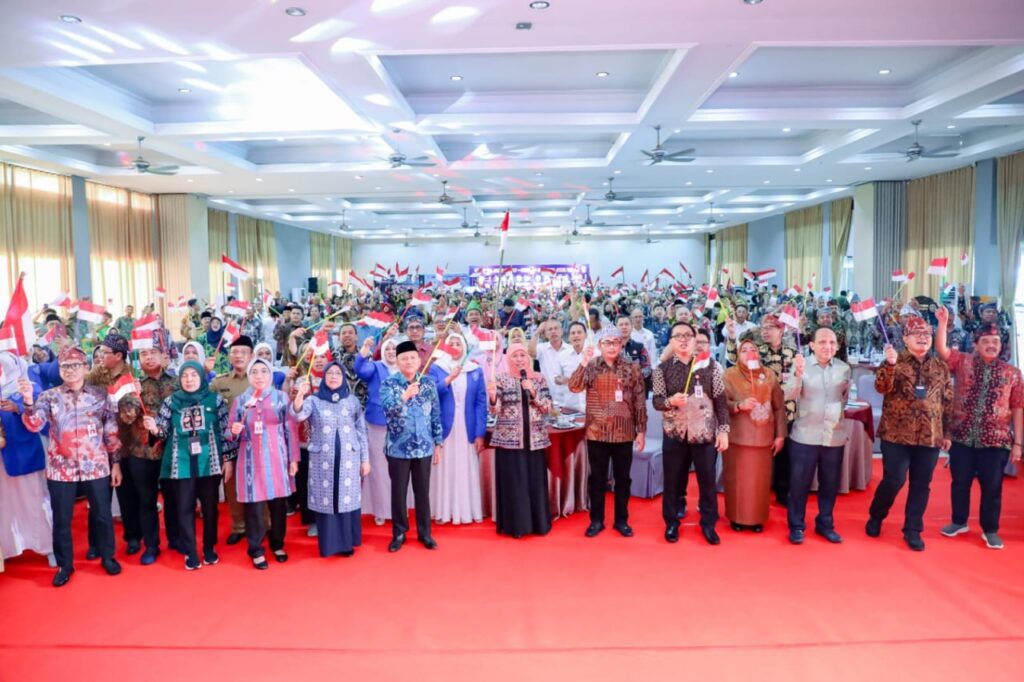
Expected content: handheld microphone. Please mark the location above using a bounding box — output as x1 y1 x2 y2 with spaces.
520 369 528 381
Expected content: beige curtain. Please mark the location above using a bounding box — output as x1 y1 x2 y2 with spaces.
997 150 1024 310
829 197 853 289
714 224 747 287
156 195 191 336
236 215 280 301
333 236 352 286
0 163 76 311
905 166 975 299
310 232 332 296
785 204 823 289
87 181 156 313
207 209 229 305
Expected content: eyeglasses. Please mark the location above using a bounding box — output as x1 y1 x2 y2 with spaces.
59 362 85 371
671 333 694 340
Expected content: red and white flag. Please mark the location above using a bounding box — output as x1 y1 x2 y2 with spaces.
358 311 394 329
927 257 948 276
0 325 17 353
221 254 249 281
704 288 719 310
778 305 801 329
130 330 155 351
824 287 833 295
658 267 676 281
743 268 755 282
640 269 649 284
410 289 433 308
611 266 624 279
851 298 879 322
225 281 236 292
396 263 409 278
470 326 496 351
223 300 250 317
514 297 530 312
328 280 344 290
262 291 273 307
220 320 240 347
756 269 777 282
785 284 803 297
891 270 908 283
960 252 969 266
133 314 160 332
108 374 138 405
435 266 446 279
435 342 461 367
498 211 510 254
1 275 36 356
539 266 557 275
76 300 106 325
349 271 373 292
691 350 711 372
442 276 462 288
154 286 166 299
49 292 72 309
171 295 188 311
310 330 330 356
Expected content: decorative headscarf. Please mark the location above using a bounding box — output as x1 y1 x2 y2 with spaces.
0 351 28 399
246 357 273 377
181 341 207 365
168 360 212 411
315 360 350 403
205 316 225 348
437 332 477 373
253 342 276 365
380 335 404 374
505 342 538 378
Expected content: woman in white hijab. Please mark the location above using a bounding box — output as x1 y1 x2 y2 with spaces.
0 351 55 567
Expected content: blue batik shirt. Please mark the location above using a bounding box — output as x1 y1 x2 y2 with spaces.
380 372 443 459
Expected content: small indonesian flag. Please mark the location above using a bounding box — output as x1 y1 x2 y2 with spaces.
680 262 692 280
443 306 459 320
471 326 496 351
659 267 676 281
130 330 155 351
721 267 729 276
310 330 330 356
172 295 188 311
442 276 461 288
0 325 17 353
359 311 394 329
743 268 755 282
785 284 802 297
2 275 36 356
514 296 530 312
223 299 250 317
349 271 373 292
133 314 160 332
960 252 969 266
756 269 777 282
499 211 510 253
43 326 57 345
154 287 166 299
539 266 557 275
221 254 249 281
435 266 446 279
892 270 908 283
108 374 138 405
640 269 649 283
704 288 719 310
691 350 711 372
328 281 344 290
76 300 107 324
262 291 273 307
927 257 948 276
396 263 409 278
220 320 240 347
851 298 879 322
942 282 956 297
435 342 461 366
611 266 624 279
225 281 236 292
49 292 72 309
778 305 801 329
824 287 833 295
410 289 433 307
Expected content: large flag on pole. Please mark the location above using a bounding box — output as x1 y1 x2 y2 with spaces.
498 211 510 255
221 254 250 281
2 274 36 356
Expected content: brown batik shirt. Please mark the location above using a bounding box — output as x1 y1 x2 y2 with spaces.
875 350 952 448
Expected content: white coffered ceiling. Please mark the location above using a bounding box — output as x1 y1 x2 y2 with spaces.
0 0 1023 243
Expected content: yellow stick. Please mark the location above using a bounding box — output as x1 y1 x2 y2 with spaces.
683 360 697 394
417 310 462 383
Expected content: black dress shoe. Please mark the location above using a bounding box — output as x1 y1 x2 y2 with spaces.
664 526 679 543
613 523 633 538
751 524 764 533
676 507 686 520
388 534 406 553
420 537 438 550
340 550 354 557
225 532 244 546
584 523 605 538
729 522 744 532
701 527 721 545
85 547 100 560
865 517 882 538
52 568 74 587
251 555 268 570
789 529 804 545
125 541 141 556
101 558 122 576
903 532 925 551
272 550 288 563
815 527 843 544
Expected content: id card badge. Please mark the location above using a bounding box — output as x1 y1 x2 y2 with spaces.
253 419 264 436
189 437 202 455
86 422 98 438
694 383 704 399
614 390 624 402
914 385 927 400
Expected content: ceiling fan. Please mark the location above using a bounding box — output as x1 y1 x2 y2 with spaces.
602 176 634 202
644 228 661 244
564 220 582 244
438 179 472 206
668 201 721 228
460 207 470 228
402 232 420 248
901 120 962 162
583 204 605 227
337 209 351 232
381 128 436 168
641 125 696 165
128 136 178 175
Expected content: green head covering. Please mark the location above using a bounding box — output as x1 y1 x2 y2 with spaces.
466 300 482 313
169 360 212 410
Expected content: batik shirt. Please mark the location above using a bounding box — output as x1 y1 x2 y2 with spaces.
116 371 178 461
569 355 647 443
22 384 121 482
229 388 299 502
380 373 443 459
875 351 952 448
944 350 1024 449
652 356 729 443
292 394 369 514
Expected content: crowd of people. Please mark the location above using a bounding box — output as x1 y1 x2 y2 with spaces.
0 273 1020 585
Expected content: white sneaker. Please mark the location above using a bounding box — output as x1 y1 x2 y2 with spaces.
374 517 386 526
307 525 318 537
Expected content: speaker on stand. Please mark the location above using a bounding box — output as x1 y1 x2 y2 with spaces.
307 277 319 294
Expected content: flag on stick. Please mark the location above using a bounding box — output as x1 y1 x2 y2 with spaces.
2 275 36 355
221 254 249 281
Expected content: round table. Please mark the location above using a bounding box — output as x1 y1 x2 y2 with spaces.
844 401 875 442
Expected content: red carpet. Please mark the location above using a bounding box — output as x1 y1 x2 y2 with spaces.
2 462 1023 681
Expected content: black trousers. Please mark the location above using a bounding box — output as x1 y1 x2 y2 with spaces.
49 477 115 571
160 478 182 551
87 483 113 552
868 441 939 534
771 438 791 501
169 475 221 558
949 442 1009 533
291 448 315 526
787 440 844 532
387 456 432 539
587 440 633 526
662 437 718 529
243 498 288 558
116 457 163 550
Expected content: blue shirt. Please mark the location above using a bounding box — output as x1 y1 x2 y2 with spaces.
380 372 443 459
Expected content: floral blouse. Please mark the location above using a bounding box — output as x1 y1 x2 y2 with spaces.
945 350 1024 449
489 372 552 451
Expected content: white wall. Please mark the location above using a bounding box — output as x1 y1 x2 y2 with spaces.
850 183 875 296
275 221 312 295
745 214 785 285
352 236 707 283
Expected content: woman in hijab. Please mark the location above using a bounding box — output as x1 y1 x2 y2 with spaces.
355 334 409 524
202 317 229 375
254 342 288 390
487 343 554 538
181 341 216 382
0 351 55 566
428 333 487 525
228 357 298 569
290 341 331 533
722 336 787 533
29 343 62 391
291 362 369 557
143 361 234 570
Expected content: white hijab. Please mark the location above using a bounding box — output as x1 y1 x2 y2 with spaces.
0 351 28 399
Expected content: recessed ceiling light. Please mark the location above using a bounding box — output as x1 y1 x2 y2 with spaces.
673 129 681 134
763 180 770 184
534 172 543 176
613 169 621 174
864 166 872 171
878 68 892 75
59 15 82 23
728 71 739 79
529 0 550 7
228 190 234 193
288 188 295 192
375 186 382 190
450 74 463 81
946 124 957 129
177 87 191 94
595 71 610 78
685 181 693 186
186 179 193 183
354 175 363 179
782 127 792 133
255 177 263 182
285 7 307 16
706 169 714 174
793 168 801 172
743 0 764 4
538 183 545 187
826 179 833 183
